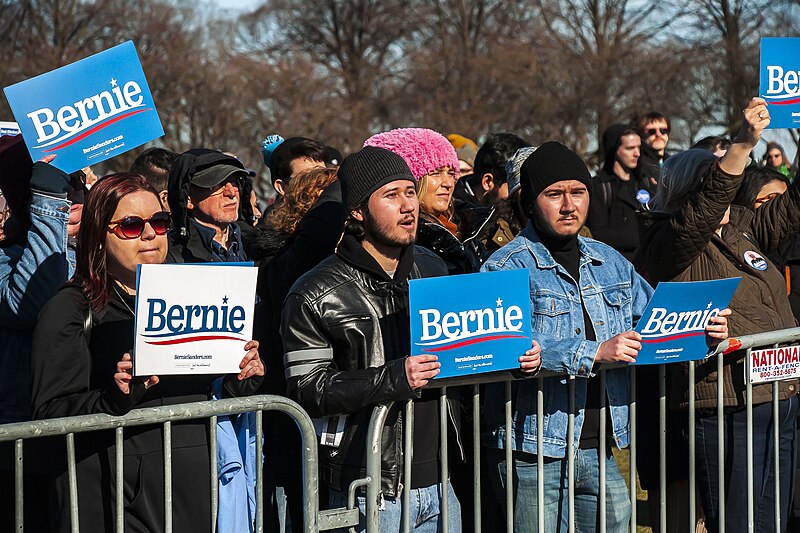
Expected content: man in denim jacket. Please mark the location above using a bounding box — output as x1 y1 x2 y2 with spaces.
482 142 728 532
482 141 651 532
0 136 77 530
0 139 76 424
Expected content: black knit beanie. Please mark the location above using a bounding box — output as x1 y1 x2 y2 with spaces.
338 146 416 209
520 141 592 214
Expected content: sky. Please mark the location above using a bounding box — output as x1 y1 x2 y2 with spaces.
212 0 258 14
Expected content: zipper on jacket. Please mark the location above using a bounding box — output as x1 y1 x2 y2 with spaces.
446 399 465 460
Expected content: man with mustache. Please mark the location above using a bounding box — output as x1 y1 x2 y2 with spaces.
481 142 727 532
280 146 464 531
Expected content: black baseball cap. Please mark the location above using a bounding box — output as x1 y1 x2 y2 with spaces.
189 163 248 188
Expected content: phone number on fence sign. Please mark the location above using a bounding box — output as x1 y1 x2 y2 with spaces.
757 367 799 380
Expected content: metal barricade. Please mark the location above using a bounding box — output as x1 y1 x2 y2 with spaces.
0 394 356 533
352 327 800 533
8 327 799 532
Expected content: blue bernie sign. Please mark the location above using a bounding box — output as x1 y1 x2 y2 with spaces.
410 269 531 379
760 37 800 129
634 278 740 365
3 41 163 174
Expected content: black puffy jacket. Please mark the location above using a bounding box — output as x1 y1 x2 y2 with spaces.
280 235 463 496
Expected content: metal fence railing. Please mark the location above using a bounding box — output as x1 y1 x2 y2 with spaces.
355 327 800 533
0 394 358 533
4 327 800 532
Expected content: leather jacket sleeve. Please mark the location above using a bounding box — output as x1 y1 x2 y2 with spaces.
281 292 417 418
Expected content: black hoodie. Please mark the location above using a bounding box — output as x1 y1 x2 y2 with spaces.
166 149 248 263
587 124 653 261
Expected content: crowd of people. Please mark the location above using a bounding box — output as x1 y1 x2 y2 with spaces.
0 96 798 533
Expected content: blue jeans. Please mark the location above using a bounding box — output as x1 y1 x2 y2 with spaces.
329 481 461 533
488 447 631 533
695 395 799 533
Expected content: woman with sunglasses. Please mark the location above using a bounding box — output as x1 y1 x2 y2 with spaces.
30 173 263 532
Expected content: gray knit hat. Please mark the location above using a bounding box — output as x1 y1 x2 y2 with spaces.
338 146 416 209
505 146 538 196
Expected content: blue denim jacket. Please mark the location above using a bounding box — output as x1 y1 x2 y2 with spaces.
482 223 653 457
0 191 73 423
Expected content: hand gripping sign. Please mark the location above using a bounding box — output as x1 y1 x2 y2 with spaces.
134 263 257 376
409 269 532 380
634 278 740 365
760 37 800 129
3 41 164 173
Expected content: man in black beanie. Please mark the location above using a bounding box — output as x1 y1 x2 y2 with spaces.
280 145 464 532
482 141 656 532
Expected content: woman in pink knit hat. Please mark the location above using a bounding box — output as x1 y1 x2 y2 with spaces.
364 127 481 274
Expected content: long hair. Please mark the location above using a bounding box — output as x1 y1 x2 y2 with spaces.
76 173 161 311
648 149 717 214
265 167 338 235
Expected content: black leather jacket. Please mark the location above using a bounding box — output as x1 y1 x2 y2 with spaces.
280 235 463 496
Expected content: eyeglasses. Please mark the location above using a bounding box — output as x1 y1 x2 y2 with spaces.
646 127 670 136
108 212 171 239
754 192 782 206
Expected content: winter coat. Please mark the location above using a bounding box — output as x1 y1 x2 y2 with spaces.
416 212 481 275
166 149 249 264
587 124 654 261
30 283 262 532
280 235 462 496
0 189 73 423
634 163 799 409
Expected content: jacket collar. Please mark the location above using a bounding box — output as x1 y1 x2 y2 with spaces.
520 222 604 269
336 233 414 282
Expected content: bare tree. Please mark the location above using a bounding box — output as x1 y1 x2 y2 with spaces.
676 0 794 134
242 0 422 148
532 0 667 154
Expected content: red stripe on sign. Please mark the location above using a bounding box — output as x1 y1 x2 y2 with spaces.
44 108 152 152
641 331 705 344
144 335 245 346
421 334 527 352
769 97 800 106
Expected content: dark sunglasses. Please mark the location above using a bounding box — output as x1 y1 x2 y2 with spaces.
108 211 171 239
646 127 670 136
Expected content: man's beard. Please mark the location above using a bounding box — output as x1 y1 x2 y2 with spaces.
363 210 416 248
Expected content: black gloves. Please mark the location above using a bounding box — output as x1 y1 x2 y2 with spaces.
29 162 71 195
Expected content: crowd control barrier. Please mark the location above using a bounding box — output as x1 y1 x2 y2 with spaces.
4 327 800 532
0 395 358 533
355 327 800 533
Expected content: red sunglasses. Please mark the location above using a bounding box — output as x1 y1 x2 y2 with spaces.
108 212 171 239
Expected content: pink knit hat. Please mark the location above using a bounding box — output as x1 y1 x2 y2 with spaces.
364 128 460 181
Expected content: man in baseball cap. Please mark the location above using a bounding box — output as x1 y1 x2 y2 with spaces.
167 149 249 263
